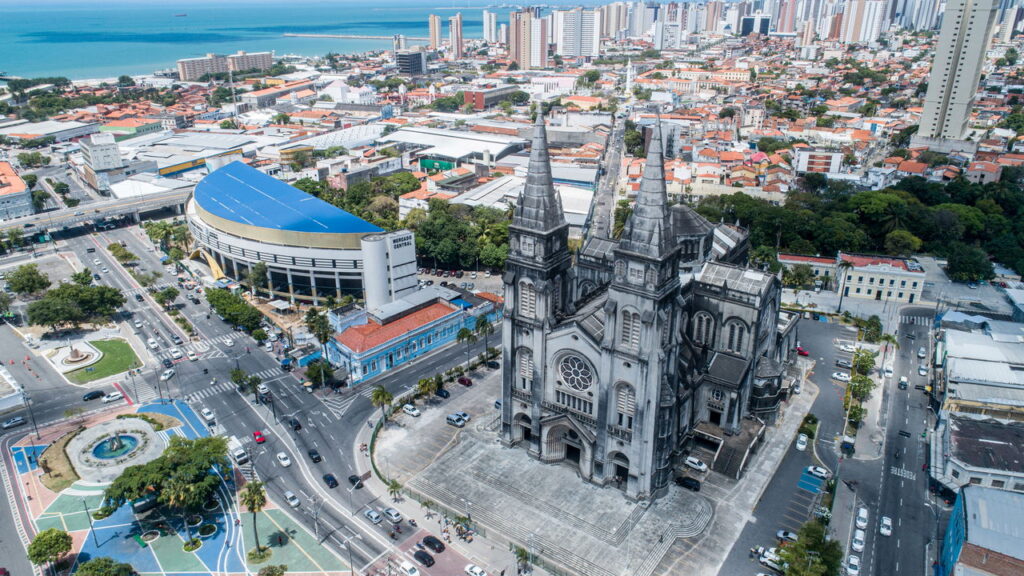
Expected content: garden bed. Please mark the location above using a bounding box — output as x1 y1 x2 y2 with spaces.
38 427 83 492
116 412 181 431
66 339 141 384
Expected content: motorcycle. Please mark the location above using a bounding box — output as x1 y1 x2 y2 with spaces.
203 368 208 375
408 519 417 527
415 542 426 551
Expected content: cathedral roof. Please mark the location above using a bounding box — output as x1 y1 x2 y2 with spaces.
618 122 673 260
512 113 566 233
671 204 714 238
698 262 775 296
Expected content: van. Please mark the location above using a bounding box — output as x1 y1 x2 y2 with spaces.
131 494 159 514
227 436 249 465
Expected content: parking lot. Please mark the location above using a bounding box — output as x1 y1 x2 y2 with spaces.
417 268 502 294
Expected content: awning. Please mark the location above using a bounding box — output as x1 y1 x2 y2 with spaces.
269 300 291 311
159 255 169 262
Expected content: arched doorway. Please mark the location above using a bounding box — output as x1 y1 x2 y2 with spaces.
513 413 533 443
608 451 630 489
541 421 592 479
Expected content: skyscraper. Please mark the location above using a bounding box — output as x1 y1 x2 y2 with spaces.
777 0 798 32
838 0 886 43
428 14 442 50
449 13 464 60
510 10 548 69
916 0 1000 142
555 8 602 58
483 10 498 42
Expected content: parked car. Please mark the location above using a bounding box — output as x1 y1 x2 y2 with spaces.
795 433 808 451
852 529 865 552
831 372 851 382
465 565 487 576
276 452 292 467
457 376 473 386
383 507 403 523
253 430 266 444
879 516 893 536
838 344 856 353
453 411 470 422
414 550 435 567
402 404 421 417
796 346 809 356
1 416 26 430
399 561 421 576
675 476 701 491
684 456 708 473
919 365 928 376
422 535 446 553
446 414 466 428
364 509 383 524
856 507 869 529
777 530 799 543
323 474 339 488
435 388 451 399
284 491 301 508
847 555 861 576
918 346 927 358
806 466 831 479
102 391 124 403
348 474 363 488
307 449 322 463
835 358 853 368
82 390 104 401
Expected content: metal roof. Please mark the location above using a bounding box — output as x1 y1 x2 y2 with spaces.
194 162 381 234
962 485 1024 561
698 262 773 295
380 126 526 161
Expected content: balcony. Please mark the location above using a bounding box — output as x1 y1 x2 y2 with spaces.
607 425 632 442
511 388 532 402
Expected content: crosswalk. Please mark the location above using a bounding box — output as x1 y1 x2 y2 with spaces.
899 315 931 326
132 382 160 404
318 386 376 417
189 380 237 401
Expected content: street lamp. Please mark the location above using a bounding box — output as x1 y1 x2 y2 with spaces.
20 388 40 439
346 484 357 517
82 499 99 547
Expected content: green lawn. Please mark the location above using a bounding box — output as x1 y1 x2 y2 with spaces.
66 339 142 384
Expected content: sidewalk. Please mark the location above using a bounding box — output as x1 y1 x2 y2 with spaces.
853 343 886 460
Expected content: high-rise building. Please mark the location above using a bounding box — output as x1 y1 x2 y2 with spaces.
530 15 549 68
510 10 548 69
449 13 464 59
839 0 886 43
916 0 1000 141
555 8 602 58
428 14 442 50
395 50 427 75
498 23 509 44
483 10 498 42
599 2 631 38
392 34 407 53
705 1 724 32
777 0 798 32
740 13 772 34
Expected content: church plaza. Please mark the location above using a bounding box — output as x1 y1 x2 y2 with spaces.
374 362 819 576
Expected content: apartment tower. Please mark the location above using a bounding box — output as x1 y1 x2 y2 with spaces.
449 13 464 59
429 14 442 50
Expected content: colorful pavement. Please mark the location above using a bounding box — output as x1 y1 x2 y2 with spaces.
3 400 349 575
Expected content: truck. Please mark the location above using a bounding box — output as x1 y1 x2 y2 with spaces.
227 435 249 465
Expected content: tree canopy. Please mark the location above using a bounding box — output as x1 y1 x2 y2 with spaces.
6 263 51 295
27 283 126 331
205 288 263 331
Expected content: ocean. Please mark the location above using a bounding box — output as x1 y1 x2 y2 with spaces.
0 0 535 81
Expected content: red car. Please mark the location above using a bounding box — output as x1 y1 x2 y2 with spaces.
457 376 473 386
253 431 266 444
796 346 810 357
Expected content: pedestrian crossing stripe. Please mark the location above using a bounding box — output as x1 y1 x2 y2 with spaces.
899 315 931 326
890 466 917 480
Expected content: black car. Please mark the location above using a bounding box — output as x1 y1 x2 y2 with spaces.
162 358 173 368
308 449 322 463
82 390 104 401
422 535 445 553
486 360 500 369
835 359 853 368
134 293 144 302
434 388 451 399
323 473 339 488
348 474 363 489
413 550 435 567
288 417 301 431
675 476 701 492
93 273 101 281
190 297 200 304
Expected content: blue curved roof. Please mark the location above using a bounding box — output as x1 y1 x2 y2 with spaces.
195 161 382 234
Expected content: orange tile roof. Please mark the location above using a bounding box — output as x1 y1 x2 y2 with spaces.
0 162 27 197
336 302 456 353
840 253 913 271
778 253 835 265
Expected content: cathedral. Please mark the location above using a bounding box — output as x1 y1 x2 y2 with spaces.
499 114 800 501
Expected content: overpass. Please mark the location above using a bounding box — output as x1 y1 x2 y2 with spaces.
0 188 193 235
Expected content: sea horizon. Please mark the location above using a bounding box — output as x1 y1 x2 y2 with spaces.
0 0 598 81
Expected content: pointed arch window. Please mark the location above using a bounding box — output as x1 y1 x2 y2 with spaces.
616 383 636 429
518 349 534 390
693 313 713 346
518 282 537 318
726 321 747 353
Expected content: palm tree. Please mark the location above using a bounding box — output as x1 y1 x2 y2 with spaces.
387 478 402 501
456 327 477 370
416 378 439 399
879 332 899 369
240 480 267 554
163 476 199 544
474 315 494 357
146 221 173 252
836 260 854 313
305 307 333 359
370 385 393 424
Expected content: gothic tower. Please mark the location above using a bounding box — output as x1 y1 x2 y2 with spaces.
599 122 683 496
501 114 572 451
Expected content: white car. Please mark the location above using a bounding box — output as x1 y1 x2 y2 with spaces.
160 369 175 381
93 258 101 266
684 456 708 473
269 333 279 342
402 404 421 417
883 365 893 378
101 267 109 274
187 350 198 361
856 506 869 529
383 507 403 523
133 319 143 328
839 343 856 353
806 466 831 479
852 529 865 552
879 516 893 536
200 408 215 423
169 348 183 359
224 339 234 347
918 346 927 358
399 561 421 576
777 530 799 542
103 391 124 403
796 433 808 451
465 565 487 576
847 554 861 576
147 338 159 350
831 372 851 382
364 509 382 524
918 365 928 376
276 452 292 467
284 490 301 508
256 383 270 395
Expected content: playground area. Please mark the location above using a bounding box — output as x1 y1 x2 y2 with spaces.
5 400 349 575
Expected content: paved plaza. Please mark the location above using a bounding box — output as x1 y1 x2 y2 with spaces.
375 364 819 576
2 399 350 576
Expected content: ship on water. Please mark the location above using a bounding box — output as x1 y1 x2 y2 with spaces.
174 13 187 17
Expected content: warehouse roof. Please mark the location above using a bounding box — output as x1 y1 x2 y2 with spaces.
194 162 381 234
961 485 1024 561
379 127 526 161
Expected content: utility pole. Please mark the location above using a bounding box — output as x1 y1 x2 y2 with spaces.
83 499 99 546
21 388 40 439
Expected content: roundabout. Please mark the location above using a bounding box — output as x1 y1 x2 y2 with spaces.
65 419 166 483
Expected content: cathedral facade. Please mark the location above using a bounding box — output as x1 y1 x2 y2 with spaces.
500 115 799 500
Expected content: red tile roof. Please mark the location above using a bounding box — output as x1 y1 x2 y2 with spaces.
336 302 457 353
778 253 835 265
840 253 914 271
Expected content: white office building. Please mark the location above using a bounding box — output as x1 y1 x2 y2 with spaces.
554 8 602 58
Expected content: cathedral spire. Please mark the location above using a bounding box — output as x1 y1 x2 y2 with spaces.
619 122 672 259
513 113 566 232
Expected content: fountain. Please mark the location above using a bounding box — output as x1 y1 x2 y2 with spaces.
92 433 140 459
